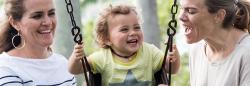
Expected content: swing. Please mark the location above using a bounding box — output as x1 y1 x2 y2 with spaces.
65 0 101 86
64 0 178 85
154 0 178 85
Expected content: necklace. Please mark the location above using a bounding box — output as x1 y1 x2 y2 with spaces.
110 48 136 58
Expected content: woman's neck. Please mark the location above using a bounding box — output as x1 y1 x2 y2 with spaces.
204 28 246 61
7 45 50 59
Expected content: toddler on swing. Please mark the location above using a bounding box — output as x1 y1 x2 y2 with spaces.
68 4 180 86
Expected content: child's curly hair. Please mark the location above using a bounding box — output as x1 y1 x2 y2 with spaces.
95 4 139 48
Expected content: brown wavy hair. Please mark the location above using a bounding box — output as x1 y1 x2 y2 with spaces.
0 0 25 53
205 0 250 33
95 4 138 48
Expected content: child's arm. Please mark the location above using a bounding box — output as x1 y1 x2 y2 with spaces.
68 44 86 75
165 45 180 74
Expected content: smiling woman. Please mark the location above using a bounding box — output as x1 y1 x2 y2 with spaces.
0 0 76 85
179 0 250 86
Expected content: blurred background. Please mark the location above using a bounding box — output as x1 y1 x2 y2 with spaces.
0 0 190 86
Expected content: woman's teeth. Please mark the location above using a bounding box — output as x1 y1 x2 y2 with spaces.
38 30 51 34
185 26 192 35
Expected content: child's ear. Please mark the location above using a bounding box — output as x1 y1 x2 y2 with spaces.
106 41 112 46
105 38 112 46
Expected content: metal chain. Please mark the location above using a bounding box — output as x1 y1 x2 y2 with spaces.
168 0 178 37
64 0 178 86
65 0 91 86
65 0 82 44
162 0 178 85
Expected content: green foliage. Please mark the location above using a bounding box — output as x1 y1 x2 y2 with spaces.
80 0 97 8
157 0 172 39
0 0 3 5
82 20 99 56
171 53 190 86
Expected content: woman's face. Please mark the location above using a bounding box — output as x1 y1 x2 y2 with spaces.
107 12 143 56
179 0 217 44
16 0 56 49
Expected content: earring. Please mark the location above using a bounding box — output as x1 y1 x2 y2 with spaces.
12 31 25 49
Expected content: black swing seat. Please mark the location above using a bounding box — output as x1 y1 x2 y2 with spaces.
88 66 168 86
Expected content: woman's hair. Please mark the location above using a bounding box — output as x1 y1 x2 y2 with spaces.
95 4 138 48
205 0 250 33
0 0 25 53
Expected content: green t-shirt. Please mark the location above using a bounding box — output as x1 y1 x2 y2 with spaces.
89 42 164 86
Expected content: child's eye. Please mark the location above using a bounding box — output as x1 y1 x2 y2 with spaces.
120 27 129 32
134 26 141 30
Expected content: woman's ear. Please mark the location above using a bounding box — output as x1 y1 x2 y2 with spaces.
214 9 226 24
8 16 20 30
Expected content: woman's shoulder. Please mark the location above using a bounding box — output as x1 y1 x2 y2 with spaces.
238 34 250 48
0 57 20 81
50 53 67 60
49 53 70 65
0 52 13 67
235 34 250 61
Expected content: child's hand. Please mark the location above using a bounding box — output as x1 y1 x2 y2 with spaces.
167 44 180 63
166 44 180 74
158 84 168 86
68 44 85 74
70 44 85 62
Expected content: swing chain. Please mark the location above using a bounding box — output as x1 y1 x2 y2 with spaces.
65 0 82 44
64 0 92 86
167 0 178 36
165 0 178 85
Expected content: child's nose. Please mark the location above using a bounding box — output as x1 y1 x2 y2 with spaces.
129 30 136 36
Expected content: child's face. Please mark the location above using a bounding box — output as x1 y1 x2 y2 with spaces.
107 12 143 55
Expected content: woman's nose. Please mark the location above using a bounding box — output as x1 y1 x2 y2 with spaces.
42 16 52 26
179 12 187 22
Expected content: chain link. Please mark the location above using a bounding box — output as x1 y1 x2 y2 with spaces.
65 0 82 44
64 0 91 86
167 0 178 36
165 0 178 85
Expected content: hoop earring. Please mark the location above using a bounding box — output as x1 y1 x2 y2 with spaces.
12 32 25 49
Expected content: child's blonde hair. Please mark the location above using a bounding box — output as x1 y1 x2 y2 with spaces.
95 4 139 48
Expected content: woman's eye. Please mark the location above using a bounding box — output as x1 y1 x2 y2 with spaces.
48 12 55 17
32 14 42 19
187 9 196 14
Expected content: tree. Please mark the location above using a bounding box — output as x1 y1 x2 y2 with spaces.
135 0 161 48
